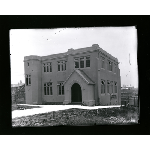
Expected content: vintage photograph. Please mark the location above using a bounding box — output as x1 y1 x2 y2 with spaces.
10 27 139 126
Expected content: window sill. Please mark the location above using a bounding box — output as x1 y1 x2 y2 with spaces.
43 72 52 73
58 71 66 72
75 67 90 69
101 68 105 70
44 95 53 96
107 93 113 95
58 95 65 96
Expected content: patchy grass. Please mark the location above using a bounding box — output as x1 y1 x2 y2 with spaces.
12 106 139 127
12 104 41 111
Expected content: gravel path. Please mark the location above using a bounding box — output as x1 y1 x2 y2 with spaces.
12 104 121 119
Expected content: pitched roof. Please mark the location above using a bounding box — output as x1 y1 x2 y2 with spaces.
63 69 95 85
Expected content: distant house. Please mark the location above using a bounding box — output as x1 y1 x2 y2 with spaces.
24 44 121 106
11 83 25 103
121 86 138 106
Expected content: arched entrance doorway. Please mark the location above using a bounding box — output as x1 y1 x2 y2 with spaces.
71 83 82 103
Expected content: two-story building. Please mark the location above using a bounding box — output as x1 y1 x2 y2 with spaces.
24 44 121 106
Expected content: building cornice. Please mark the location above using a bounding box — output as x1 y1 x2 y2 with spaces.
98 49 118 63
24 44 119 64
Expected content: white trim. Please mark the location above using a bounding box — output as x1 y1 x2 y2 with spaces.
76 70 89 84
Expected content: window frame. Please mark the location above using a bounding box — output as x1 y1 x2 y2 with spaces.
27 62 29 67
85 56 90 68
107 60 113 71
101 80 105 94
44 82 53 95
101 57 105 69
114 63 117 73
57 82 64 95
107 80 110 93
58 61 67 72
110 81 113 94
26 74 31 86
80 57 84 68
114 82 117 93
74 56 90 69
43 62 52 73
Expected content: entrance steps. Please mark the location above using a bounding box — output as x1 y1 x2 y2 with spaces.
67 102 82 105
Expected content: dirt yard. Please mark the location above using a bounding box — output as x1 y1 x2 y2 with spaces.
12 106 139 126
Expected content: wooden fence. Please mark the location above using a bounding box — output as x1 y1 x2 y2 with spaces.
121 96 138 107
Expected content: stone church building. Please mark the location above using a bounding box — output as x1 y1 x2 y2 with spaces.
24 44 121 106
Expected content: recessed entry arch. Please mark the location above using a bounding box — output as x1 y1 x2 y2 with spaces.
71 83 82 103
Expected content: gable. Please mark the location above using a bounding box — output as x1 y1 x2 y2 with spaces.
63 69 95 85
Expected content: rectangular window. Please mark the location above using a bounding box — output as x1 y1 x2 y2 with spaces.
110 62 113 71
74 58 79 68
62 63 64 71
47 86 49 95
110 81 113 93
26 75 28 86
43 62 52 72
114 63 117 73
74 56 90 69
107 60 113 71
58 84 61 95
47 65 49 72
80 57 84 68
107 80 110 93
44 84 46 95
50 65 52 72
86 56 90 67
64 63 66 70
101 57 105 69
29 75 31 84
62 85 64 95
27 62 29 66
57 82 64 95
43 64 46 72
101 80 105 94
58 62 60 71
58 61 66 71
50 86 53 95
114 82 117 93
26 74 31 86
44 82 53 95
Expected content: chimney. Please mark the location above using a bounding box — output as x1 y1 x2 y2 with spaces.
68 48 74 54
68 48 74 52
92 44 99 49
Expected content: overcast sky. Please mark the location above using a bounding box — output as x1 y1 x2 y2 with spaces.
10 27 138 88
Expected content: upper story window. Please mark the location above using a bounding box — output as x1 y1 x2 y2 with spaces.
58 61 66 71
114 63 117 73
101 80 105 94
57 82 64 95
101 56 105 69
107 60 113 71
86 56 90 67
114 82 117 93
44 82 53 95
74 56 90 69
27 62 29 67
43 62 52 72
26 74 31 86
